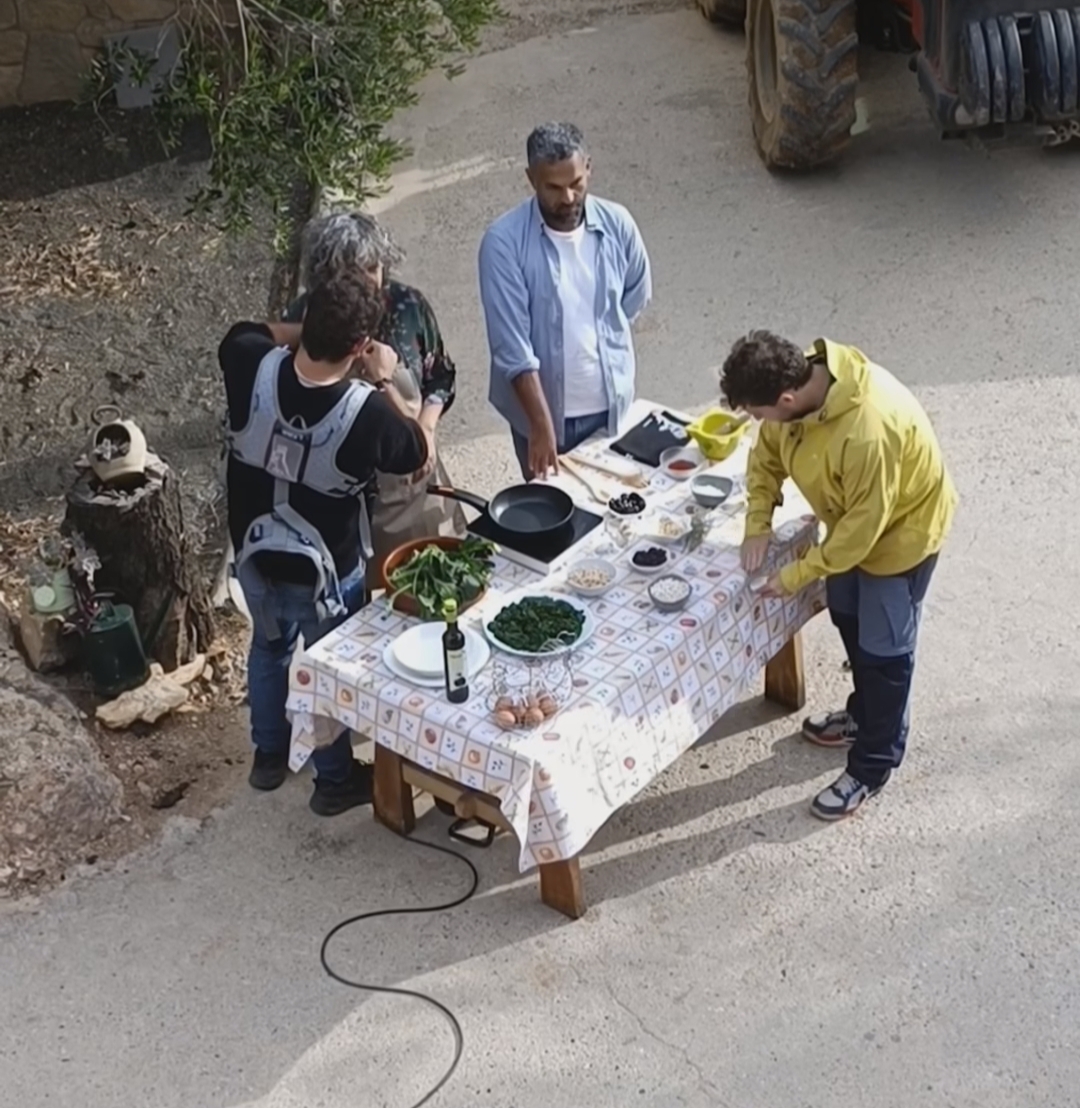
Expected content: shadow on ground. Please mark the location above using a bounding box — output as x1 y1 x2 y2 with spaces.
0 103 210 203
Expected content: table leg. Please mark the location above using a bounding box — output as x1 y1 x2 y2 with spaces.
764 631 807 711
539 857 586 920
373 746 416 836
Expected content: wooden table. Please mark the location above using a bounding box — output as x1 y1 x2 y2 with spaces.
370 630 806 920
287 412 824 921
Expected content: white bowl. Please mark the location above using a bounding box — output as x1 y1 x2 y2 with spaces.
648 574 693 612
628 545 671 574
643 513 692 546
690 473 734 508
659 445 705 481
566 557 617 597
606 491 648 518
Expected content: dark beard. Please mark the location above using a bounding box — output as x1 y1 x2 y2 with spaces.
540 201 585 232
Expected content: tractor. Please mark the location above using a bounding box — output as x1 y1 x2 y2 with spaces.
696 0 1080 167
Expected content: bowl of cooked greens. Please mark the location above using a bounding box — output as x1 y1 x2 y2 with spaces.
483 593 594 657
382 536 498 620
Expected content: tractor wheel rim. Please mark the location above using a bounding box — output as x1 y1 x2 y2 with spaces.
755 0 780 122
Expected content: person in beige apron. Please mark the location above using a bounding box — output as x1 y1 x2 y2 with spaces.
285 212 466 584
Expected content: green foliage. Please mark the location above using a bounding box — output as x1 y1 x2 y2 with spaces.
92 0 501 247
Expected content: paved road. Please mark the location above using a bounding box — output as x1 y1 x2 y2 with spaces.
4 7 1080 1108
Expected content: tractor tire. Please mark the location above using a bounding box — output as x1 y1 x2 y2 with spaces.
698 0 748 27
745 0 859 169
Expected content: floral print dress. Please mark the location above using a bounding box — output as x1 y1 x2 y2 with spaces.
286 281 466 578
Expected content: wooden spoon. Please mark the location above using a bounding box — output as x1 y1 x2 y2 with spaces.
558 456 612 504
565 453 649 489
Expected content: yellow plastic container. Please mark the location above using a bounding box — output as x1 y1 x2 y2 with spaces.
686 409 751 462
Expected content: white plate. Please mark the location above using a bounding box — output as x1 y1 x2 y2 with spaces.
391 622 447 677
483 592 595 658
382 626 490 688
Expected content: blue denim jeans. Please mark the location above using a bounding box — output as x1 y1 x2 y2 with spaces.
511 411 610 480
237 561 365 784
827 555 938 789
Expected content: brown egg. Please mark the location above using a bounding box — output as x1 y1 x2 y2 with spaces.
494 710 517 729
513 703 527 724
494 696 514 713
538 695 558 717
526 694 541 710
524 706 545 726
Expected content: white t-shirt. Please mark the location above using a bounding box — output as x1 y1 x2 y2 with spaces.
546 224 607 419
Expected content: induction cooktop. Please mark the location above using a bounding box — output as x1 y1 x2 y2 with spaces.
468 505 604 575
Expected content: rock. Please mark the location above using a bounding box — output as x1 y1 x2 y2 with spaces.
0 63 22 104
159 815 201 849
15 0 87 34
0 624 123 894
0 0 17 31
77 17 127 47
0 29 25 65
151 780 189 809
19 31 86 103
107 0 177 20
95 654 207 729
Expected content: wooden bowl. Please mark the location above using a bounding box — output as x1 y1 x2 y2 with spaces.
379 535 488 619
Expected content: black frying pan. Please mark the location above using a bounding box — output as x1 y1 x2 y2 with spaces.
428 483 575 538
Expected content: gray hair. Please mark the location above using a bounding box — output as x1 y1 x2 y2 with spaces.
300 211 406 289
526 122 588 167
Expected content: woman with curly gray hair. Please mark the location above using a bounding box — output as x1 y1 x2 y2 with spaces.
285 211 465 581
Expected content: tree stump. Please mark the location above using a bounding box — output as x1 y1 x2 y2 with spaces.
63 452 215 670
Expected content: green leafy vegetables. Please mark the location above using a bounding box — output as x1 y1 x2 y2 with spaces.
488 596 586 654
388 538 497 620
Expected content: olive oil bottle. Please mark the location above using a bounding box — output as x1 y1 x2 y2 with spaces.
441 598 469 703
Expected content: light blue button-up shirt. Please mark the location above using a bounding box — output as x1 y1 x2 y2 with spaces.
479 195 652 439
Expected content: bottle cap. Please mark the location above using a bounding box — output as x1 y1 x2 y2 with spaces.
32 585 57 612
442 598 458 618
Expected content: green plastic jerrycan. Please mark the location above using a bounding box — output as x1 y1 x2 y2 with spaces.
84 602 150 699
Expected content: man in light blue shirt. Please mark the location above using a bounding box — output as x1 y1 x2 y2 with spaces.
479 122 652 479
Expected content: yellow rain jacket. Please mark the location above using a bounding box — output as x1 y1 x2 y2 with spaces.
745 339 958 595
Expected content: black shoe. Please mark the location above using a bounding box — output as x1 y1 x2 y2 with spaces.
309 761 374 817
249 749 289 791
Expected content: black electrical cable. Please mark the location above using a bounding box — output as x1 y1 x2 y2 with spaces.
319 837 481 1108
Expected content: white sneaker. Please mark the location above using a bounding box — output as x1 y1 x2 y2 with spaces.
802 710 857 748
810 771 889 821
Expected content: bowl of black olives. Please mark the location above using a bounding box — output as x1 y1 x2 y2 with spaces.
608 491 647 517
630 545 670 574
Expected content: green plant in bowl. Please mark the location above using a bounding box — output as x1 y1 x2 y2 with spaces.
385 536 497 620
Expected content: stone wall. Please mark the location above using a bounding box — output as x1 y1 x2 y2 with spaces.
0 0 177 108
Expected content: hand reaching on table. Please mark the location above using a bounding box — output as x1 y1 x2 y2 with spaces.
528 417 560 480
741 533 771 574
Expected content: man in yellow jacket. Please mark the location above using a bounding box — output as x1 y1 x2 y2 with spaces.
720 331 957 821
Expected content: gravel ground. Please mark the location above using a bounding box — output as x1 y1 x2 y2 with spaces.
0 0 688 897
0 0 684 513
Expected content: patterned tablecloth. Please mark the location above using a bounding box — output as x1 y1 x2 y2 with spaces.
287 421 825 872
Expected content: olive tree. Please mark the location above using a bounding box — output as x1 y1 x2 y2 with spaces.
102 0 501 313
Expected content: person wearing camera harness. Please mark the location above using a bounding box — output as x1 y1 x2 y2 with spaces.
220 274 430 815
